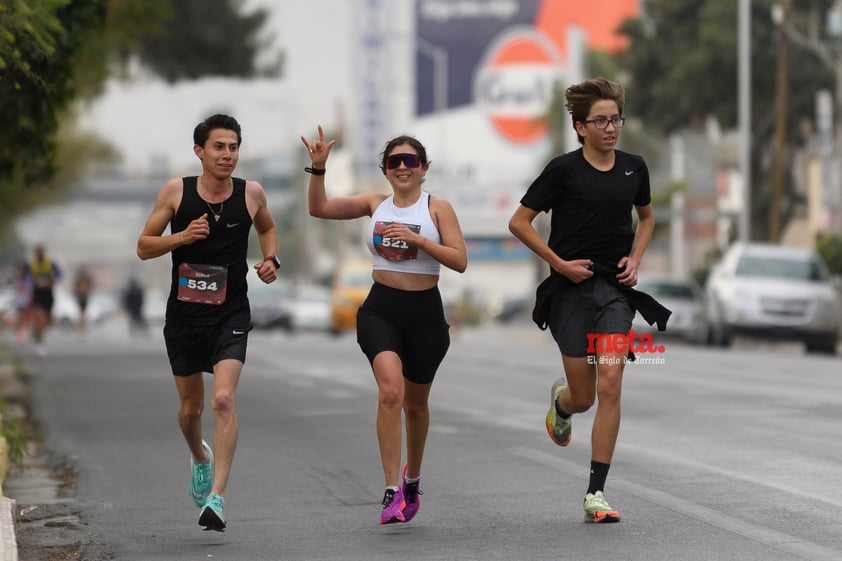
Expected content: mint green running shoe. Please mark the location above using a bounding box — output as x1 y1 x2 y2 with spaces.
545 378 572 446
189 440 214 508
199 493 226 531
583 491 620 523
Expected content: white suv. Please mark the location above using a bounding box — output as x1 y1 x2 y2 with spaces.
705 243 841 354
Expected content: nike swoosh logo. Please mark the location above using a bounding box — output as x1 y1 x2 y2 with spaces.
625 170 634 176
232 330 245 335
227 222 240 228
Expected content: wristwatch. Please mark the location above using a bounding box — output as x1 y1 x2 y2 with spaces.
264 255 281 270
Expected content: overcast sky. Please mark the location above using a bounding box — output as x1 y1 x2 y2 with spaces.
78 0 356 176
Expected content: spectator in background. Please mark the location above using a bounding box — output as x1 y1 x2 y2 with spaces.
13 261 32 345
24 245 62 357
122 276 147 337
73 265 94 331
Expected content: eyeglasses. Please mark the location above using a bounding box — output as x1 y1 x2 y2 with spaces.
583 116 625 130
384 153 422 170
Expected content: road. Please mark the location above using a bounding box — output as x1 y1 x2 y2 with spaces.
7 319 842 561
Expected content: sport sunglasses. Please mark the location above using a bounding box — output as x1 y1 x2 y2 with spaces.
384 153 422 170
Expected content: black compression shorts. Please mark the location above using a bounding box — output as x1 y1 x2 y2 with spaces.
356 282 450 385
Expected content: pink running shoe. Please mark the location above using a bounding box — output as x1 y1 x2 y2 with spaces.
400 463 422 522
380 487 405 524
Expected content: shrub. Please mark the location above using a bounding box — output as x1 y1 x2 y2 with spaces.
816 233 842 275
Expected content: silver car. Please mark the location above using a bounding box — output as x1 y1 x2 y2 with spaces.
632 276 708 345
705 243 841 354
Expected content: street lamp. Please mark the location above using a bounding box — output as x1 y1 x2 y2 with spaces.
416 37 448 115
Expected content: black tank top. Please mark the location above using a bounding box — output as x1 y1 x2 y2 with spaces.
166 176 253 325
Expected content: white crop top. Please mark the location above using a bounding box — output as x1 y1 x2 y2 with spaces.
366 191 442 275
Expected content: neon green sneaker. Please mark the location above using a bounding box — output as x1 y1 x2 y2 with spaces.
189 440 214 508
583 491 620 523
545 378 572 446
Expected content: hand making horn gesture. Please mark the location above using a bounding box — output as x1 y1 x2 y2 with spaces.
300 125 336 168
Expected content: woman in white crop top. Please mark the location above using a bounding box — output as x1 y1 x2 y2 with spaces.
302 126 467 525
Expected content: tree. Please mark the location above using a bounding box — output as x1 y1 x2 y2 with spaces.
615 0 836 240
0 0 280 242
0 0 108 242
0 0 107 186
816 232 842 274
124 0 282 82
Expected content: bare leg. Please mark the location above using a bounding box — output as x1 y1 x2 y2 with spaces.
403 379 432 479
557 353 625 463
174 373 209 463
15 307 29 344
592 353 625 464
208 359 242 497
558 355 596 415
372 351 405 487
31 307 48 344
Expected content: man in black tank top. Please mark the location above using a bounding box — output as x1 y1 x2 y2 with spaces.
137 114 281 532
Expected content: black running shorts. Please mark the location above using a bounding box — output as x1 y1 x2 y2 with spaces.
32 288 54 313
163 314 252 376
547 275 634 357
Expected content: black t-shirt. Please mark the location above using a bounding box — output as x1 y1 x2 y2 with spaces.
520 148 651 267
166 176 253 325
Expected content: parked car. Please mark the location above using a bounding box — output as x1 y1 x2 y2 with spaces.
141 289 168 324
0 287 15 326
288 283 331 332
330 260 372 335
704 243 841 354
247 271 294 331
632 276 708 344
488 295 530 324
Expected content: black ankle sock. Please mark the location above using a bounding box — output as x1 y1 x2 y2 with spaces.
587 461 610 495
554 399 571 419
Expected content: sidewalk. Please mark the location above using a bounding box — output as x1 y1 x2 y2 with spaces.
0 348 20 561
0 340 95 561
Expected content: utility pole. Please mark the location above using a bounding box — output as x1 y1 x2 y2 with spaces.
738 0 752 243
770 0 791 242
773 1 842 234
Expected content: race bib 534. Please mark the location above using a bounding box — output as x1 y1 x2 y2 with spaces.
177 263 227 305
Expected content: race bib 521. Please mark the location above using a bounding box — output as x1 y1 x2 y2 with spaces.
373 221 421 261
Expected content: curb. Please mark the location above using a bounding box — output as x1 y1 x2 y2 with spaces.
0 349 19 561
0 497 15 561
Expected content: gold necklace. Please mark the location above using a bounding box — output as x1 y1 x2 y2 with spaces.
199 176 227 222
206 200 223 222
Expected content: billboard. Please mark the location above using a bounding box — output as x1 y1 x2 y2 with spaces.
416 0 639 145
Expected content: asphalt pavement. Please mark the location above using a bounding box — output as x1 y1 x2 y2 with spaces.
2 319 842 561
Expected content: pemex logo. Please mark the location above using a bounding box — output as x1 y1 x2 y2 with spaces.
473 27 567 145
